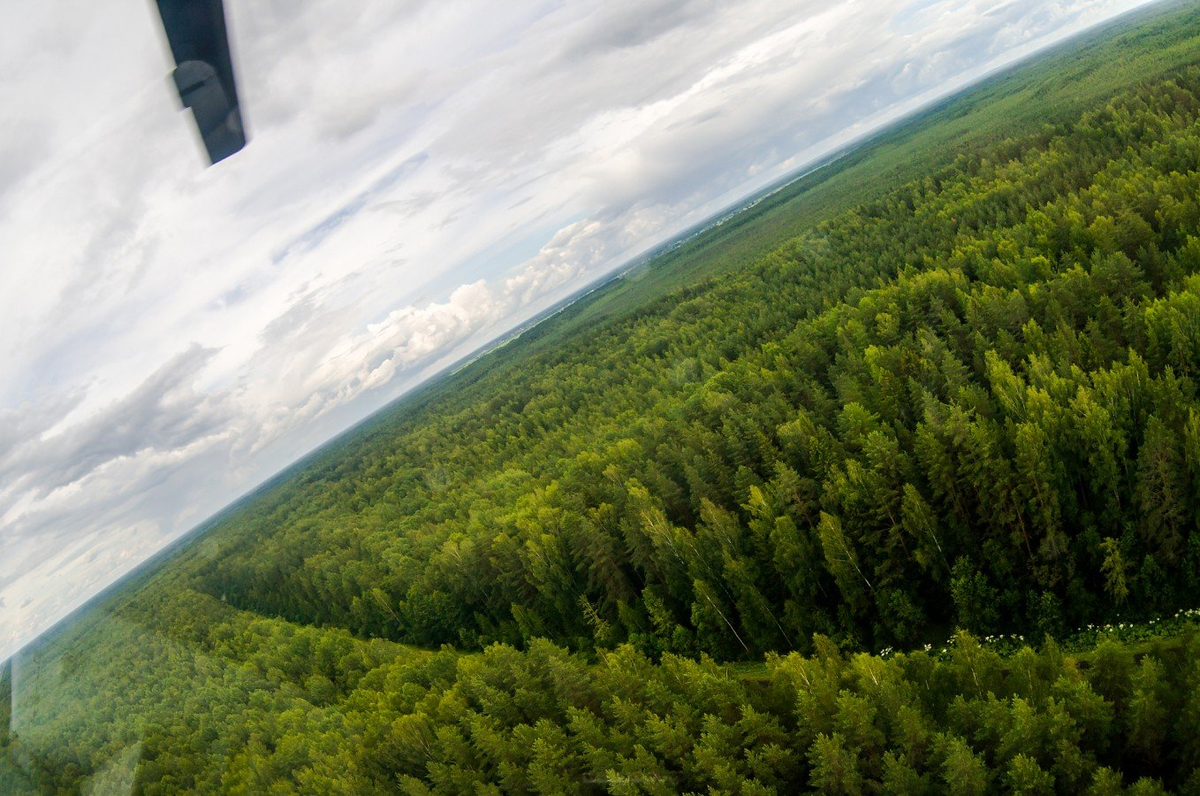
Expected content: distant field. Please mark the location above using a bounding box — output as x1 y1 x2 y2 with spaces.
516 0 1198 340
300 0 1200 470
209 0 1200 472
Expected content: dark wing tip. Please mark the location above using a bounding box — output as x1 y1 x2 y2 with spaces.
156 0 247 166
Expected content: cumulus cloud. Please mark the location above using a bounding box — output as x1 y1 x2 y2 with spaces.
1 346 227 499
0 0 1156 659
0 346 235 600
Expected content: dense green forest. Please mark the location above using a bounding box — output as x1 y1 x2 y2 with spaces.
6 1 1200 792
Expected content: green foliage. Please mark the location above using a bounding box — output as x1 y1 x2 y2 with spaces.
13 624 1200 793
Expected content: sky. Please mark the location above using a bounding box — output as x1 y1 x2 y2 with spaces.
0 0 1159 660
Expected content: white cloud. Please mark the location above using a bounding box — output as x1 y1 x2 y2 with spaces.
0 0 1158 658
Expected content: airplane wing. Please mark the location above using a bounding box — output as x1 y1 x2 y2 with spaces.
155 0 246 165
